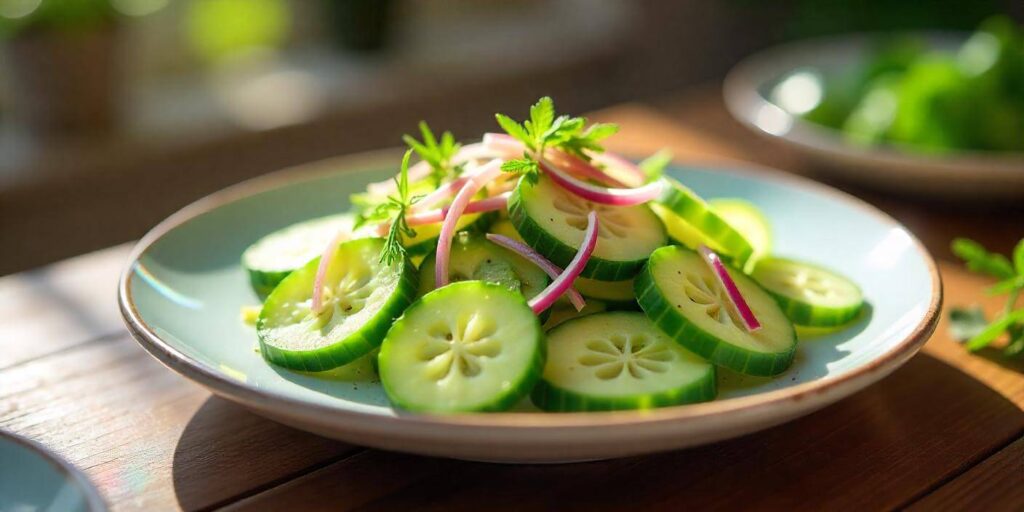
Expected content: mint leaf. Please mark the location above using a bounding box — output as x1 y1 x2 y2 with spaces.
951 238 1015 280
948 306 989 342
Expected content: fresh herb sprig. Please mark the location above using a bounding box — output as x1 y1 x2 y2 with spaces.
495 96 618 183
403 121 461 187
354 150 419 266
949 237 1024 357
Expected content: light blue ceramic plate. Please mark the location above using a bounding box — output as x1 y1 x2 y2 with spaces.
0 431 106 511
119 151 940 462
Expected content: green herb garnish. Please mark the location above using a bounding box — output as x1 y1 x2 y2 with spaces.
495 96 619 183
949 237 1024 356
355 150 419 266
403 121 461 187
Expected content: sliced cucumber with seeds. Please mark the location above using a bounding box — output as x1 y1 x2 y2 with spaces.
752 257 864 327
378 281 545 413
636 245 796 376
508 175 667 280
544 298 608 331
532 312 716 411
573 276 639 311
257 238 418 372
242 213 358 297
488 219 523 242
404 211 498 256
416 234 549 300
654 179 755 266
708 198 772 268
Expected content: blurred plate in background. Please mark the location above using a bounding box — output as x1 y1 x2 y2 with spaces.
724 32 1024 199
0 431 106 512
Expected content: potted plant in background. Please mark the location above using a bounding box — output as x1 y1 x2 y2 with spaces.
0 0 121 142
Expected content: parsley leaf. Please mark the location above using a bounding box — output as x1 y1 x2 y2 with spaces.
951 238 1015 279
403 121 460 187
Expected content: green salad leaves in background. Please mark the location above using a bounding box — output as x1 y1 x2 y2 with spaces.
949 237 1024 357
788 15 1024 154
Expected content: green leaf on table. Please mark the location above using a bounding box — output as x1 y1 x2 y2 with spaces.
1004 328 1024 357
1014 238 1024 275
987 275 1024 295
966 309 1024 351
951 238 1016 280
948 306 989 342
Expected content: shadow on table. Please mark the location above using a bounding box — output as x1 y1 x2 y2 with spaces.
170 397 355 511
170 352 1023 510
972 346 1024 374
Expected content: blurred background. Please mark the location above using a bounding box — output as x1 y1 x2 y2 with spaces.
1 0 1022 275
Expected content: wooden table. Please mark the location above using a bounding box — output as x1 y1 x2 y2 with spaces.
2 89 1023 511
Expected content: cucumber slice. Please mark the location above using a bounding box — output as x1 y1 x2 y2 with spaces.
404 211 498 256
378 281 545 413
508 175 667 280
573 276 639 311
654 179 755 266
417 234 549 300
544 298 608 330
636 245 796 376
242 213 358 297
751 257 864 327
488 219 523 242
708 198 772 267
257 238 418 372
532 312 716 411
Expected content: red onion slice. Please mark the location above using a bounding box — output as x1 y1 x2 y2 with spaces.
435 160 503 288
410 176 470 212
485 233 586 311
310 228 350 314
527 211 599 314
538 157 663 206
698 245 761 332
406 193 510 226
482 132 525 154
590 151 647 187
546 150 630 188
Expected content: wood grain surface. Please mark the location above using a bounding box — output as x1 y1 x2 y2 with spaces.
1 89 1022 511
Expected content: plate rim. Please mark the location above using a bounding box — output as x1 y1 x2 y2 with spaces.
722 30 1024 176
0 430 108 511
117 148 942 431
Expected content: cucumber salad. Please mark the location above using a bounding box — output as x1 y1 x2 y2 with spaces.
243 97 866 413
